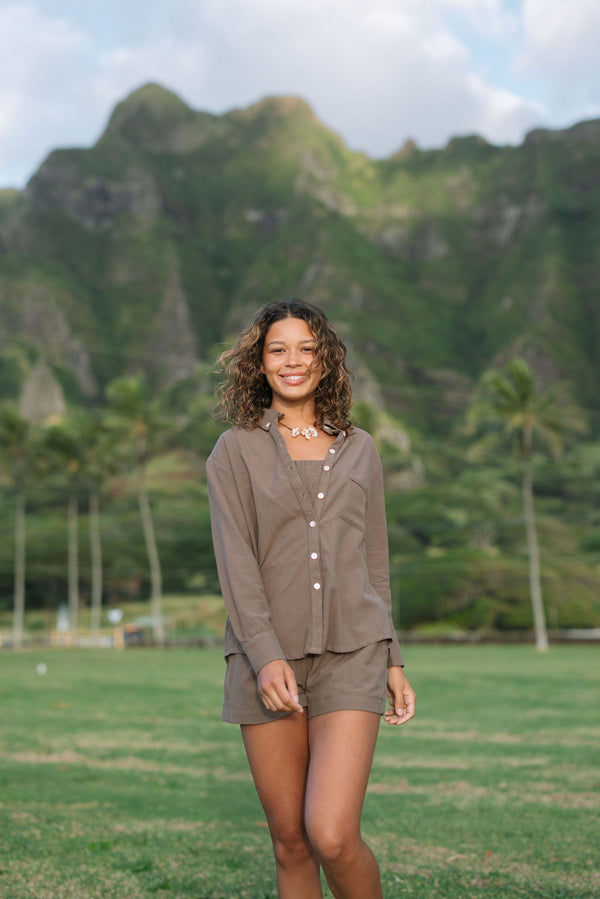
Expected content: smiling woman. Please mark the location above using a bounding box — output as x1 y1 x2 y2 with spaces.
260 317 323 437
207 298 415 898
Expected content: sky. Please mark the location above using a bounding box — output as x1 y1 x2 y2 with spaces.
1 0 599 189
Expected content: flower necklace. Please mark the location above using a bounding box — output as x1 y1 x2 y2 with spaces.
279 420 319 440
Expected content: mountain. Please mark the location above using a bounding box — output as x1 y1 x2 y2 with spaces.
1 82 600 433
2 84 600 631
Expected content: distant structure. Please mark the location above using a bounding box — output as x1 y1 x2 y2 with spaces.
19 359 66 424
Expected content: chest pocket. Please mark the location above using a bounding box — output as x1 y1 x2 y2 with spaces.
340 471 368 533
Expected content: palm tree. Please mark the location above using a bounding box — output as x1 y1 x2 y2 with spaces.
44 420 84 635
0 404 32 648
84 417 106 638
79 411 119 637
106 376 168 645
45 411 117 639
467 358 587 651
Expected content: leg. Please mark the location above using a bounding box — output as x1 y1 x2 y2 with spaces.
242 712 323 899
305 711 382 899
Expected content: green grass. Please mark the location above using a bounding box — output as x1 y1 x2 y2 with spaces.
0 646 598 898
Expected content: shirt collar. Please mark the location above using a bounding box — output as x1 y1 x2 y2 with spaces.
258 408 345 437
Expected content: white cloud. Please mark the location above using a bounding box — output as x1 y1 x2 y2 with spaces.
519 0 600 116
186 0 541 154
0 0 592 188
0 5 96 186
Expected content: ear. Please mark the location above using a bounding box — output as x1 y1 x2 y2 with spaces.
259 364 265 374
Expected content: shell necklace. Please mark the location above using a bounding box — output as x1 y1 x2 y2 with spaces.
279 420 319 440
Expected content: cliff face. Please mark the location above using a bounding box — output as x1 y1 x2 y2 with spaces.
1 83 599 428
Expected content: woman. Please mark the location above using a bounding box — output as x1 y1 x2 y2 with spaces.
207 299 415 898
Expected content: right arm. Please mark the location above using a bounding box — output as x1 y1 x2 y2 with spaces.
206 448 301 712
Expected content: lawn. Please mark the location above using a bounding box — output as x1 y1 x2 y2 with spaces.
0 645 598 898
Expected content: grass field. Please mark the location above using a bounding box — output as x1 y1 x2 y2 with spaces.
0 645 598 898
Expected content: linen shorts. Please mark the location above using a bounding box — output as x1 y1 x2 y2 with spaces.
222 640 390 725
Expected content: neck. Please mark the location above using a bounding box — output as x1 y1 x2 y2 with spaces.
270 400 317 426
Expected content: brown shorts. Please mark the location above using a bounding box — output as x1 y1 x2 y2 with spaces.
222 641 390 725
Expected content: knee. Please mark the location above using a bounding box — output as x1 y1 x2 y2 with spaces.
272 827 312 869
306 822 358 867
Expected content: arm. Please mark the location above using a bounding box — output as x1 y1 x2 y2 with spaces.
364 448 416 723
364 449 405 668
206 450 286 675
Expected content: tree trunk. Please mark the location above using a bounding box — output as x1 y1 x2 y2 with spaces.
68 490 79 634
137 464 164 644
12 489 26 649
89 489 103 636
522 460 548 652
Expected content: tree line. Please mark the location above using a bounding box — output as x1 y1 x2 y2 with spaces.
0 359 589 651
0 375 181 648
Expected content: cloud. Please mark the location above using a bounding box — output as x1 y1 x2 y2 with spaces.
0 0 586 188
0 4 96 186
191 0 541 153
519 0 600 117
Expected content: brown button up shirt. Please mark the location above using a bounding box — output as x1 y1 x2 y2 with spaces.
206 408 404 675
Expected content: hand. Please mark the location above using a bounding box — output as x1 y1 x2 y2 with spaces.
384 666 416 726
256 659 303 714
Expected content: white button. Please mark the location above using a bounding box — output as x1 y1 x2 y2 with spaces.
329 448 336 454
313 582 321 590
309 520 316 528
310 552 318 560
317 492 324 499
323 465 330 471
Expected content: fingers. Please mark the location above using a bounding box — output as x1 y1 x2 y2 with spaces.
284 666 303 712
257 660 303 714
384 671 416 726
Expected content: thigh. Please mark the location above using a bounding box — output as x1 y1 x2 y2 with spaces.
241 711 310 834
305 711 381 836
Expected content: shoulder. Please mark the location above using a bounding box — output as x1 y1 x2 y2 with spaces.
346 426 379 456
343 427 383 483
207 424 268 472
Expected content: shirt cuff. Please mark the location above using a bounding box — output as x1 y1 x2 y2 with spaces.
386 632 405 668
242 631 287 675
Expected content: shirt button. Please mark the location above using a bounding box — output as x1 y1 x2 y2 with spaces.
329 448 336 454
310 552 318 560
309 520 316 528
323 465 330 471
313 582 321 590
300 492 305 498
288 465 293 471
317 492 324 499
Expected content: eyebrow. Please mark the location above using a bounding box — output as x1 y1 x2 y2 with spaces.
265 339 315 348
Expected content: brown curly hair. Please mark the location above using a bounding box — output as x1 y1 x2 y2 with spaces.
215 299 353 431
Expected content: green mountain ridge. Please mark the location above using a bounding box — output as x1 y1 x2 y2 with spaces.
1 83 600 629
1 82 599 432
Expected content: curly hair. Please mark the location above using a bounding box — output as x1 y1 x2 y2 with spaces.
215 299 353 431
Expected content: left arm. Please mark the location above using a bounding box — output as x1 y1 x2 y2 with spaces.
365 447 416 725
364 450 404 667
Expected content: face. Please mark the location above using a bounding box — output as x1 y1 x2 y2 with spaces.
261 316 323 407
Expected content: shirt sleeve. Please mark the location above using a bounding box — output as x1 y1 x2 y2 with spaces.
365 449 405 668
206 449 286 675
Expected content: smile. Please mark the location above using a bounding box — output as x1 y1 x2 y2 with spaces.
280 373 309 383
